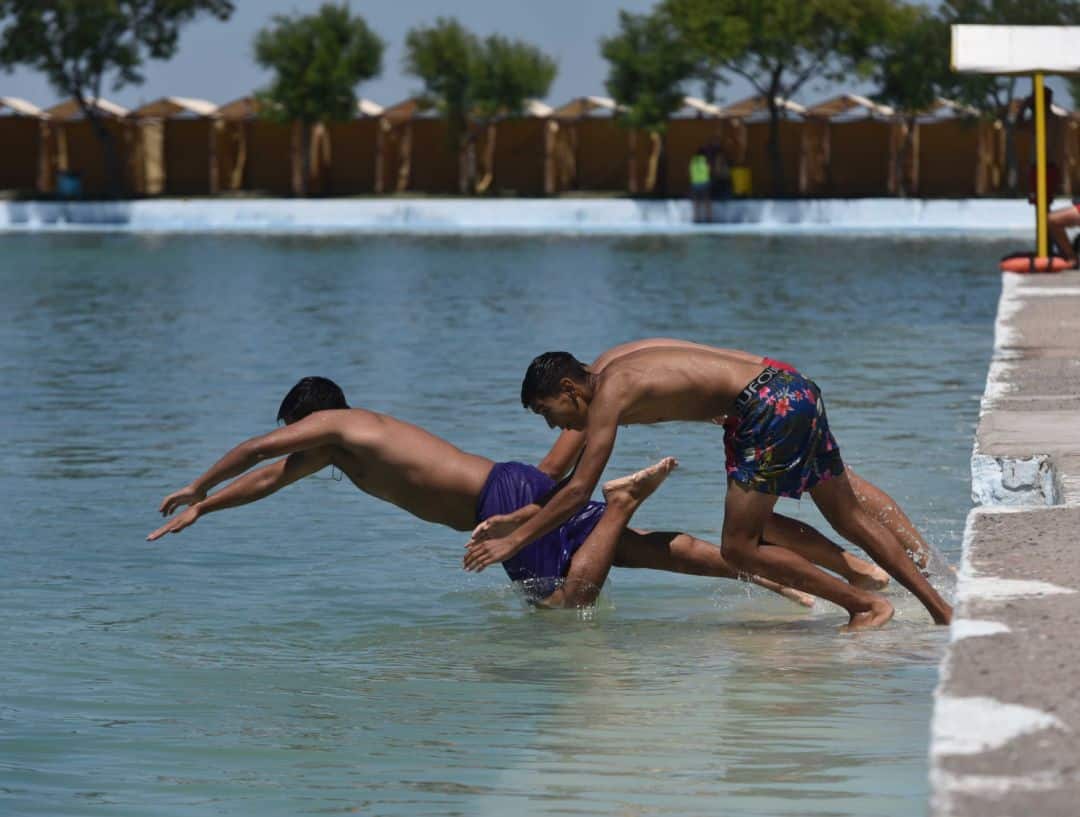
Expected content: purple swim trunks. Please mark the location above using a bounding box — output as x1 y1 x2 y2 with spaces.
475 462 605 586
724 365 844 499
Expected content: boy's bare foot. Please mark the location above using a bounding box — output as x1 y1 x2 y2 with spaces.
841 598 895 632
602 457 678 509
849 564 890 591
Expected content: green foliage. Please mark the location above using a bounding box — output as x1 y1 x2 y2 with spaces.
404 18 478 135
662 0 895 100
661 0 897 193
873 4 953 115
404 18 556 133
254 3 383 124
601 10 695 132
0 0 233 100
473 34 557 119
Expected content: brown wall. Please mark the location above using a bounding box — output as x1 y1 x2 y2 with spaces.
0 117 40 190
56 119 133 195
491 118 548 196
408 118 458 193
825 119 892 197
917 119 980 198
325 119 378 195
574 118 630 191
745 120 802 196
245 120 294 195
163 119 216 195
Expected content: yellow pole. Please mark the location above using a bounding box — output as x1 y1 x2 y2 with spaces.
1034 73 1048 257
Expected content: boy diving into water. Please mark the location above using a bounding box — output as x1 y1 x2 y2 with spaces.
464 345 952 630
149 377 887 609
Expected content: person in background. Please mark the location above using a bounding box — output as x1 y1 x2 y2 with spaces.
689 148 712 224
1048 201 1080 269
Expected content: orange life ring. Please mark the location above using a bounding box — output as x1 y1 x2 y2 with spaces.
999 253 1075 274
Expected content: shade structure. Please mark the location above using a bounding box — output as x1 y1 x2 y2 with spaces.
0 97 46 192
800 94 898 197
44 97 139 195
912 99 992 197
951 25 1080 75
132 97 219 196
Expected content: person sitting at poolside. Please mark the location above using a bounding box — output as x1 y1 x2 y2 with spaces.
148 377 887 609
464 346 952 630
1048 201 1080 269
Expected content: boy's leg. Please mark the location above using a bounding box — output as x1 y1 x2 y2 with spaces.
809 471 952 625
763 513 889 589
721 479 894 631
538 457 677 609
845 469 931 569
611 527 815 607
1048 204 1080 264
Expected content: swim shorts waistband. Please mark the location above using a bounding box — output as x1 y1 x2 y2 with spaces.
734 366 779 413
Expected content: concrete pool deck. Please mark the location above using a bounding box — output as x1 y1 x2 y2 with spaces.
931 270 1080 816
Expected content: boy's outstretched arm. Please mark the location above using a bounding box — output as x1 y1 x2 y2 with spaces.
536 429 585 480
147 448 332 540
156 412 344 516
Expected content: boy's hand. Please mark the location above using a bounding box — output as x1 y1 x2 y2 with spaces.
147 505 201 541
159 485 206 516
463 535 519 573
469 512 523 543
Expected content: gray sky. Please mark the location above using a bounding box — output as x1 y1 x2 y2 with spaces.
0 1 1070 110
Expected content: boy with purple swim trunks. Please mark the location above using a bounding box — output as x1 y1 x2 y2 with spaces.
464 344 953 631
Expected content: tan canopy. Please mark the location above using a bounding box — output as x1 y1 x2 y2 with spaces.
803 93 894 120
718 95 806 119
552 96 622 119
0 96 45 117
673 96 725 118
132 97 218 119
216 96 262 121
45 97 129 120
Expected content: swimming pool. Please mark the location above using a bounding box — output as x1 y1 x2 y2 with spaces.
0 232 1003 816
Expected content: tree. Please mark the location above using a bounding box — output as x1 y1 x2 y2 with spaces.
404 18 556 194
662 0 895 196
942 0 1080 192
872 4 953 196
472 34 556 193
0 0 233 196
254 3 383 196
601 10 696 194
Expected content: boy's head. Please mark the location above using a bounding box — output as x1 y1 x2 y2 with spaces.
277 376 349 424
521 351 591 431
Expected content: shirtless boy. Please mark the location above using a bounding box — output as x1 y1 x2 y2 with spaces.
465 347 952 630
525 338 934 571
149 377 885 609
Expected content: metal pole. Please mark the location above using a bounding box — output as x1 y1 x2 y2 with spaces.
1034 73 1049 257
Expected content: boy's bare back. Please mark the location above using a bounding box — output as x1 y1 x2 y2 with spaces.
593 346 765 426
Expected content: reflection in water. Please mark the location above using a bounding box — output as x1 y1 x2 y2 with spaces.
0 233 1001 816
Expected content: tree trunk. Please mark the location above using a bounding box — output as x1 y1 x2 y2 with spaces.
766 76 785 197
80 102 124 198
475 122 496 194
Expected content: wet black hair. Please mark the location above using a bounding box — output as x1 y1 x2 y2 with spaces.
520 352 588 408
277 376 349 424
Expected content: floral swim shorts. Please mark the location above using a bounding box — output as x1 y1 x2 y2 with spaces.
724 364 844 499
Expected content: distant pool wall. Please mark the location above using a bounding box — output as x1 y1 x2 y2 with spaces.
0 197 1054 235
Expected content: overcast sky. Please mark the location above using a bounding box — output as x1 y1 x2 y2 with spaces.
0 0 1069 110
